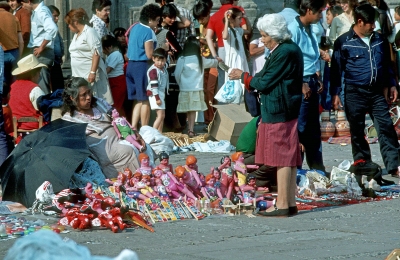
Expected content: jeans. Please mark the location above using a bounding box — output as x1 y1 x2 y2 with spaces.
297 75 325 172
3 48 19 87
321 61 331 110
0 94 10 166
345 84 400 173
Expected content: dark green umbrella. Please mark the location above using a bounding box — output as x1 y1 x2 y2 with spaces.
0 119 91 207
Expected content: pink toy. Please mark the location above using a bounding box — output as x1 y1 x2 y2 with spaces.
184 155 204 187
154 178 170 199
136 153 153 176
218 155 232 173
111 108 146 152
123 168 133 180
231 152 259 192
156 166 197 200
158 151 173 174
138 175 159 198
201 174 223 200
125 172 149 200
219 167 235 200
175 165 203 198
105 172 127 193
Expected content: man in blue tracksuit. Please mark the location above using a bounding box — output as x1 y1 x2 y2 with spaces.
288 0 326 172
330 4 400 177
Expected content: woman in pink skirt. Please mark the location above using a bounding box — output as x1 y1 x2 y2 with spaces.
229 13 303 217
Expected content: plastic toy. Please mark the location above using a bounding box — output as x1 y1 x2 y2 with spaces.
105 172 127 193
136 153 153 176
158 152 173 174
231 152 259 192
201 174 223 200
158 166 197 200
175 165 203 198
110 108 146 152
98 207 127 233
125 172 149 200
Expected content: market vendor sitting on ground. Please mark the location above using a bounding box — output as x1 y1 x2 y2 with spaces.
61 77 155 178
235 115 277 190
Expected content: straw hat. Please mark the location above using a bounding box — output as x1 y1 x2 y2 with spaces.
12 54 47 76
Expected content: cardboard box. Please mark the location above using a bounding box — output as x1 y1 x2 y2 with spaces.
209 104 253 146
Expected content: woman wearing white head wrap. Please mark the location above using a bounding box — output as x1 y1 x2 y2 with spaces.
229 13 304 217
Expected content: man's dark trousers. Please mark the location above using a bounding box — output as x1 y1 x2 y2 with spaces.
345 84 400 173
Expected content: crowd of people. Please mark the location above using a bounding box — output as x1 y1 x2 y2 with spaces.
1 0 400 217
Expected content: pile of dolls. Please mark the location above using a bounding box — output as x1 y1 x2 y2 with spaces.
115 151 273 212
46 151 274 233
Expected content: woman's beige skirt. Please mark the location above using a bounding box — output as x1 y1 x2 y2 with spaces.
177 91 207 113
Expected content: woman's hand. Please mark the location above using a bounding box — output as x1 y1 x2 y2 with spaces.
228 69 243 80
225 10 231 20
88 72 96 83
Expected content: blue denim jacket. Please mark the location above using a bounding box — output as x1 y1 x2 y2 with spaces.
330 27 397 95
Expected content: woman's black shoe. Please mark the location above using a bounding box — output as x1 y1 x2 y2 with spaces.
289 206 298 216
257 208 289 217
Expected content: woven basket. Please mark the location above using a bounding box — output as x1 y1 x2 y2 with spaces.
162 132 210 147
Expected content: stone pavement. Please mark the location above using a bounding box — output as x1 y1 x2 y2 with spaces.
0 138 399 259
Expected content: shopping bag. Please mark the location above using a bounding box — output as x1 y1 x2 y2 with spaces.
214 79 242 104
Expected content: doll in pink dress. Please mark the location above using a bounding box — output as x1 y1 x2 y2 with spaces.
110 108 146 152
175 165 203 198
158 152 173 174
184 155 205 187
154 166 197 200
201 174 223 200
136 153 153 176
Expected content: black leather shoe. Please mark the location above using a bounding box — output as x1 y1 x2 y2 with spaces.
257 207 289 217
289 206 298 216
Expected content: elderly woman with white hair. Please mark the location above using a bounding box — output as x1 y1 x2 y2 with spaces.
229 13 304 217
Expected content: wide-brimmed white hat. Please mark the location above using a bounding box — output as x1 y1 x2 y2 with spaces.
12 54 47 76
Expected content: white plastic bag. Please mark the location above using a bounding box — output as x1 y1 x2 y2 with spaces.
139 126 174 154
214 79 243 104
330 166 351 185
